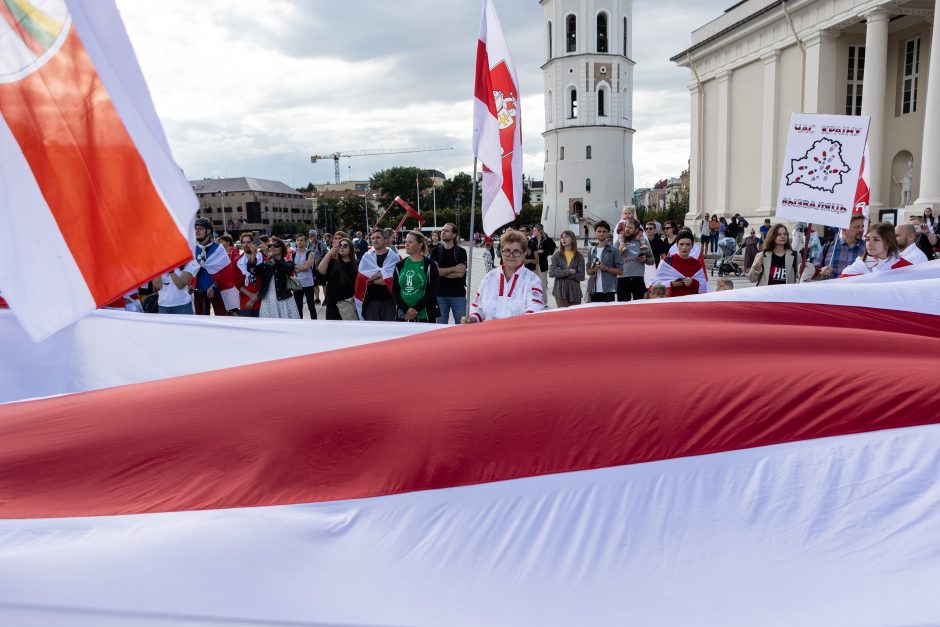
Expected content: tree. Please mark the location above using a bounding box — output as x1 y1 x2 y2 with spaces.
333 194 377 234
369 167 433 206
295 182 316 193
438 172 475 210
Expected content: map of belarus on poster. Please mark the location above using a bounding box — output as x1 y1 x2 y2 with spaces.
776 113 870 229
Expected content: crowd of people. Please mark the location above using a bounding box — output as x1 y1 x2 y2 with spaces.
111 205 938 324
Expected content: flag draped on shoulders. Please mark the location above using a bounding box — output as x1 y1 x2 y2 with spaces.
652 255 709 294
354 247 400 319
472 0 521 236
0 0 197 340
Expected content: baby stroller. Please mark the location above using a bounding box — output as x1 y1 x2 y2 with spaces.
711 236 742 277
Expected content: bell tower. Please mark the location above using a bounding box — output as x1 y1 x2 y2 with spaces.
541 0 635 237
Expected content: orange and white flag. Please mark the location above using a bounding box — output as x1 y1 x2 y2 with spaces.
0 0 197 340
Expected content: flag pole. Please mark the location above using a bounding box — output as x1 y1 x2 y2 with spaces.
465 159 479 319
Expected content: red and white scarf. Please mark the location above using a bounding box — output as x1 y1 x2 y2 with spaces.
354 248 401 319
840 255 912 277
651 257 709 295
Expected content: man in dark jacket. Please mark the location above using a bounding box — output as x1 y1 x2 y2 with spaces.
529 224 556 296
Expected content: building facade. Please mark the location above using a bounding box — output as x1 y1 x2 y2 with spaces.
541 0 636 236
673 0 940 227
191 177 313 234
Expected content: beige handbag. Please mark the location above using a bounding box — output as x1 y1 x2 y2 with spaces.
336 297 358 320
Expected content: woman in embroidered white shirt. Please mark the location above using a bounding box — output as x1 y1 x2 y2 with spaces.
464 229 544 323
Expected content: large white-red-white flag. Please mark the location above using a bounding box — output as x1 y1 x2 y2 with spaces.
472 0 522 236
3 263 940 625
0 0 197 341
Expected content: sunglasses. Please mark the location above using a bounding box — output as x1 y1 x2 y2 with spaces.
339 243 350 248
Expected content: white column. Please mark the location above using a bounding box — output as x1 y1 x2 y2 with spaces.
914 14 940 209
687 83 702 222
861 10 891 208
802 31 839 113
758 51 780 215
716 71 732 215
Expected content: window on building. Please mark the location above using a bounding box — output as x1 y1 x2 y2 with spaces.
560 180 564 193
560 146 565 160
545 149 549 162
623 18 628 56
902 37 921 115
566 15 576 53
846 44 864 116
547 22 552 60
597 13 608 53
547 90 553 123
598 89 606 117
586 146 592 159
585 178 591 193
569 89 578 118
623 89 629 119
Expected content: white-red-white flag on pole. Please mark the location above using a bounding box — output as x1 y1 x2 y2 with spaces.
472 0 522 236
0 0 197 341
854 144 871 219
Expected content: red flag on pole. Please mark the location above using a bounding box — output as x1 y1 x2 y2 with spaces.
853 145 871 217
472 0 522 236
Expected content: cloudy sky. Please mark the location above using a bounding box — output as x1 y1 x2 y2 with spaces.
116 0 728 190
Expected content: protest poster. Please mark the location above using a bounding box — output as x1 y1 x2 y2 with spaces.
776 113 870 229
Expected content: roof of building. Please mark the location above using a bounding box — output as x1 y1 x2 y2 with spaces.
424 169 447 179
189 177 303 197
670 0 783 63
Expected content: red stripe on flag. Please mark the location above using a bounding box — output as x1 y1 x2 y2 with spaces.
1 302 940 519
0 27 192 306
474 40 497 117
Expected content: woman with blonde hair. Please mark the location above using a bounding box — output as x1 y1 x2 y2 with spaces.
841 221 912 276
392 230 440 322
548 229 585 307
465 229 544 322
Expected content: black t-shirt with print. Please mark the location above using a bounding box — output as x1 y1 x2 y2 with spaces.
768 253 787 285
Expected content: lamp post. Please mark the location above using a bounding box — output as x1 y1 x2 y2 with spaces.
363 188 372 232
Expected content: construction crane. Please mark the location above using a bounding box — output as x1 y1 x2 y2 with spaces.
310 146 453 184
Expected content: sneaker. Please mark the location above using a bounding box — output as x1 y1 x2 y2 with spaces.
314 298 321 305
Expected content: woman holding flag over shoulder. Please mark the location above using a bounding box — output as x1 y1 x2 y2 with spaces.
652 229 708 297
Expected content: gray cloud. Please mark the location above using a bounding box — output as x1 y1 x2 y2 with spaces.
119 0 728 189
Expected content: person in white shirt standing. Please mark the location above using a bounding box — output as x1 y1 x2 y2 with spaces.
153 260 199 314
465 229 544 323
291 233 318 319
896 224 929 265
